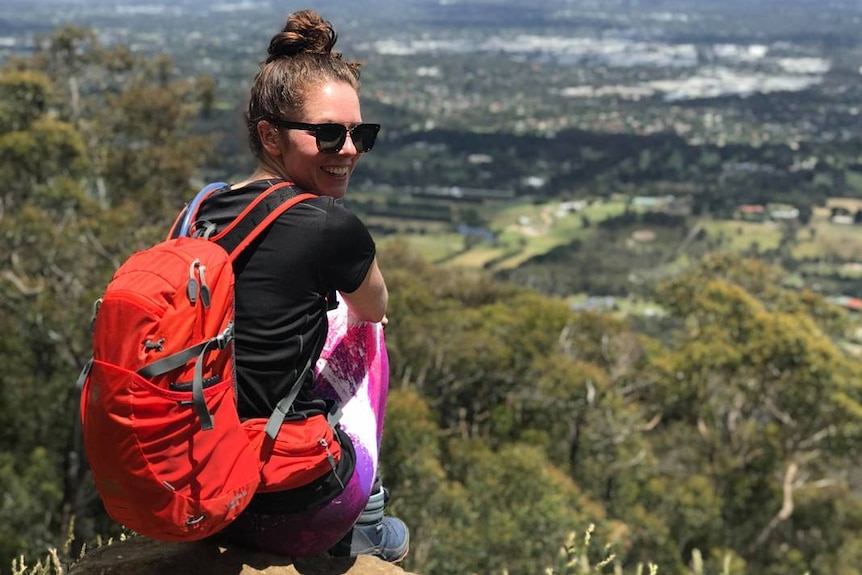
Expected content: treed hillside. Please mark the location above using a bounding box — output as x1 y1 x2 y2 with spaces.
2 26 862 575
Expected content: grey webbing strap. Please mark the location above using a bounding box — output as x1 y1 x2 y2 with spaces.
191 338 218 430
138 323 234 431
138 341 211 379
263 351 316 440
76 357 93 390
263 360 344 440
263 377 305 440
328 406 343 427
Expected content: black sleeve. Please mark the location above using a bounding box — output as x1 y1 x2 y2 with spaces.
319 202 376 293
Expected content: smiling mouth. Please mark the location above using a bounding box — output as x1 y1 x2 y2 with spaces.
322 166 350 177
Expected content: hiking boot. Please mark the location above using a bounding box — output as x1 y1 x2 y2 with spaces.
330 515 410 563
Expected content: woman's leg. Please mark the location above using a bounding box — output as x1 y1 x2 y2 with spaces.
328 474 410 562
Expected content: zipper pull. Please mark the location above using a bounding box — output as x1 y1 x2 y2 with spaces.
198 264 211 308
187 259 200 305
320 438 344 489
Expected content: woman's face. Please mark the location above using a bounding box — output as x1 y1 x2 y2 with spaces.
276 81 363 199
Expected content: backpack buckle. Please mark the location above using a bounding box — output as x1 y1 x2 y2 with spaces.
216 323 234 349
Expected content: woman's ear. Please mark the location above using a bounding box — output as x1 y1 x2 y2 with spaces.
257 120 283 157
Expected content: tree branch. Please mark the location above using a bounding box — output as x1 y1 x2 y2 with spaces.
749 461 798 552
1 270 44 296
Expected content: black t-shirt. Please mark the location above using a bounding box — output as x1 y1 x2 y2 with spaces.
196 180 376 420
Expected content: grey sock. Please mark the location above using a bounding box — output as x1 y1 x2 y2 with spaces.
356 483 385 525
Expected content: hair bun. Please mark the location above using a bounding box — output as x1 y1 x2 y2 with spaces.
266 9 338 63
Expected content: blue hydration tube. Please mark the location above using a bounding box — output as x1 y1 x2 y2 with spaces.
177 182 228 237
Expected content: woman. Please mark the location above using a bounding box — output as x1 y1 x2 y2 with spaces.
196 9 408 562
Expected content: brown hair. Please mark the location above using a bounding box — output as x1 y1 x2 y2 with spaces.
246 10 362 158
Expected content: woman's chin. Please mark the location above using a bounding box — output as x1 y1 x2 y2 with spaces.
320 184 349 199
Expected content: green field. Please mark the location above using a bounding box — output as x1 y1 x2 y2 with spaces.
378 196 862 314
793 208 862 261
700 220 783 253
380 199 628 269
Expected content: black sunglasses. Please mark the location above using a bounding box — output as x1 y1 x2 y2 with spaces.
269 120 381 153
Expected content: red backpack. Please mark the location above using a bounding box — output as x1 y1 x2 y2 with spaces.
77 182 345 541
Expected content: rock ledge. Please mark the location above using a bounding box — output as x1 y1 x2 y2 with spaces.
68 536 419 575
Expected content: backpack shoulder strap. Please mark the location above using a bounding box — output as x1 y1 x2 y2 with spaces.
168 181 316 256
209 182 316 261
212 183 329 439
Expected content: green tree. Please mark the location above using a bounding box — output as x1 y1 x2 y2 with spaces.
381 247 862 574
645 254 862 573
384 380 616 575
381 246 675 572
0 25 217 567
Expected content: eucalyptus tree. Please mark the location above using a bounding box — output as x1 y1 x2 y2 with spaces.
647 253 862 574
0 25 216 565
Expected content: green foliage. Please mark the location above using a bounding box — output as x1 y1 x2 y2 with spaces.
0 71 52 132
0 450 63 563
0 24 217 569
445 441 609 575
640 254 862 573
383 389 618 575
380 247 862 575
379 389 449 567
